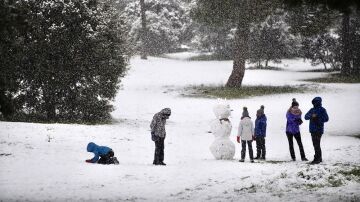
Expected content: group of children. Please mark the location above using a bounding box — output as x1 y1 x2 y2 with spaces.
85 96 328 166
237 96 329 165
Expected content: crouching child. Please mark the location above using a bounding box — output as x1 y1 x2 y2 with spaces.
86 142 119 164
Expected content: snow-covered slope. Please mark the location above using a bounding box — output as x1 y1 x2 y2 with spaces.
1 54 359 201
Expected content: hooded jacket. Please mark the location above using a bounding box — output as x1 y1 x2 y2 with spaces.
87 142 112 163
237 117 254 141
255 114 267 137
286 106 302 134
150 108 171 138
304 97 329 134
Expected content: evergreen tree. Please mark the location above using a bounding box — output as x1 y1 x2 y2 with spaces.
0 0 127 123
284 0 360 75
249 12 294 68
123 0 191 55
301 33 340 70
192 0 280 87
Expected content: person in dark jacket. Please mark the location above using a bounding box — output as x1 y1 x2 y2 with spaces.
305 97 329 164
86 142 119 164
254 105 267 160
286 98 308 161
150 108 171 166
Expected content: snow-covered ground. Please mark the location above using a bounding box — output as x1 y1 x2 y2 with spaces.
1 54 359 201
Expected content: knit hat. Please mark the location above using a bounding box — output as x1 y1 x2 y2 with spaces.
241 107 250 119
291 98 299 107
256 105 264 117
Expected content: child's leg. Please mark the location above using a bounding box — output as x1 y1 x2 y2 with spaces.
262 137 266 158
247 140 254 160
241 140 246 160
255 138 261 158
286 132 295 159
294 134 306 159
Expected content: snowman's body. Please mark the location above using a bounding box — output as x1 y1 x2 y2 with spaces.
210 104 235 160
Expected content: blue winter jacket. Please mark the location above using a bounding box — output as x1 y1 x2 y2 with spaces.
304 97 329 134
255 115 267 137
87 142 112 163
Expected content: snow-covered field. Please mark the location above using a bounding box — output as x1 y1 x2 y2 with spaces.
1 54 359 201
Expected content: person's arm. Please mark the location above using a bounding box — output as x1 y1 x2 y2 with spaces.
304 109 312 120
321 108 329 123
150 116 157 134
251 120 255 140
237 121 242 137
90 152 99 163
262 119 267 137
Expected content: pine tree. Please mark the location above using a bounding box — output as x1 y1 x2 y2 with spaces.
192 0 280 87
249 12 293 68
284 0 360 75
0 0 127 123
124 0 190 55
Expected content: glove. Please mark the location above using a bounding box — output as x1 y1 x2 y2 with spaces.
85 159 92 163
236 136 240 143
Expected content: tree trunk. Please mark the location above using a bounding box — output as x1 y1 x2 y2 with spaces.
45 96 56 120
341 12 351 75
265 60 269 68
226 21 249 87
140 0 147 59
320 58 327 70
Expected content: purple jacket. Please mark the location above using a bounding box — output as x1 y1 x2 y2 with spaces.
286 108 302 135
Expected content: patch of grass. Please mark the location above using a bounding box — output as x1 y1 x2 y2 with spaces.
339 167 360 177
303 73 360 83
304 183 325 189
247 66 283 71
188 54 232 61
328 176 344 187
300 69 340 73
184 85 309 99
353 134 360 139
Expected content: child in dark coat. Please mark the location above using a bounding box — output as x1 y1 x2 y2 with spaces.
254 105 267 160
305 97 329 164
286 98 308 161
150 108 171 166
86 142 119 164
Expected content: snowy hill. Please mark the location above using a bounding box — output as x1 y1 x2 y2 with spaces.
1 54 359 201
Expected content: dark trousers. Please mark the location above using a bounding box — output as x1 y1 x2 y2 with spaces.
241 140 254 160
255 137 266 158
98 150 114 164
154 137 165 164
311 133 322 162
286 132 306 159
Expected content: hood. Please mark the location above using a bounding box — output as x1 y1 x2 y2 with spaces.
312 97 322 108
87 142 98 152
160 108 171 118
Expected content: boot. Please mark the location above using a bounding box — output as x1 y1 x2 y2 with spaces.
239 159 245 162
301 157 308 161
112 157 119 165
310 159 321 165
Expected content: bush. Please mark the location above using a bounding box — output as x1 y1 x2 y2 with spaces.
0 0 127 123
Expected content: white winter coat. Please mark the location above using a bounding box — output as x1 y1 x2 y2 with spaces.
237 117 254 141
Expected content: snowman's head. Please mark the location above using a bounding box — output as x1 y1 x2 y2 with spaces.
213 102 231 119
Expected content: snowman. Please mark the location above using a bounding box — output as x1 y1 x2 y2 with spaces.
209 102 235 160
